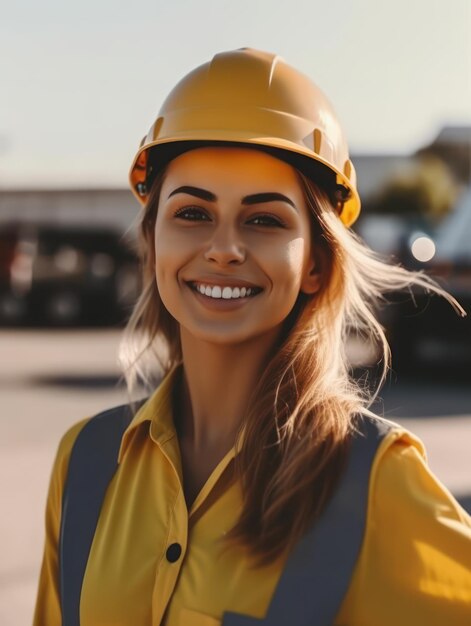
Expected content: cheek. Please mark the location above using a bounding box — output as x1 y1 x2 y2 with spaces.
153 241 181 319
285 237 306 265
273 237 307 285
252 236 306 307
153 224 177 288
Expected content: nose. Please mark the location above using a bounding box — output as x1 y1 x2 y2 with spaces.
203 224 246 266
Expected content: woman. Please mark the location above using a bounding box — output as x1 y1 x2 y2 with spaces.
34 48 471 626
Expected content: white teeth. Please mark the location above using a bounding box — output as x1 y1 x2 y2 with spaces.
192 283 258 299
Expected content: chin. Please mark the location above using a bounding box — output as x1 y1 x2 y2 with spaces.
181 320 284 348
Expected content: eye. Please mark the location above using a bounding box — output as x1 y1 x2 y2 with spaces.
173 206 210 221
248 214 285 228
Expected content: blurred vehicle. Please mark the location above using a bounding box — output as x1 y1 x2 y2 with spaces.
0 222 141 327
355 212 434 261
372 188 471 370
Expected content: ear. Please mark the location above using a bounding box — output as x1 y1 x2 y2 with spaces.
300 250 323 295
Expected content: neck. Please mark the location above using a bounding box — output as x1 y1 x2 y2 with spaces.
175 326 280 454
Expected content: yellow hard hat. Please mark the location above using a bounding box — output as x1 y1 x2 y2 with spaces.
129 48 361 227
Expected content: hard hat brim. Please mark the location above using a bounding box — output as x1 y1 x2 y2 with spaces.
129 134 360 227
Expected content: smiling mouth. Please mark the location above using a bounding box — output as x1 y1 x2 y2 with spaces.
187 281 263 300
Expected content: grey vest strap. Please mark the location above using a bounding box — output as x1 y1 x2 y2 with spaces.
60 410 393 626
222 415 393 626
59 401 145 626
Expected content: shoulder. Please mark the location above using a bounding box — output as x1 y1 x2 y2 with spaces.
365 416 428 499
369 432 471 528
350 414 471 568
364 417 471 592
50 402 137 491
42 417 93 532
354 413 426 457
337 417 471 624
348 414 428 496
368 418 470 524
53 418 92 480
363 415 470 524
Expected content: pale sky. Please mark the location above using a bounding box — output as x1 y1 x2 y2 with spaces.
1 0 470 188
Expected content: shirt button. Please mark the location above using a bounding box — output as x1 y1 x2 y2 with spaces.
166 543 182 563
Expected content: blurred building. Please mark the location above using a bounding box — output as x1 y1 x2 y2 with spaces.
353 125 471 213
417 126 471 185
352 154 415 205
0 189 138 234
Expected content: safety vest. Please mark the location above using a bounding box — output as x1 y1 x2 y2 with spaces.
59 403 395 626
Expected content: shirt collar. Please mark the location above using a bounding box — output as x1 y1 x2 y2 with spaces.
118 363 182 464
117 362 246 463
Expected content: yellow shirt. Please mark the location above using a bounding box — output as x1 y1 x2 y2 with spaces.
34 367 471 626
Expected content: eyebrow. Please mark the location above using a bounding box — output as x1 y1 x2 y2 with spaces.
167 185 298 211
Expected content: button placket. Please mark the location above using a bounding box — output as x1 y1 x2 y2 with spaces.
151 483 188 625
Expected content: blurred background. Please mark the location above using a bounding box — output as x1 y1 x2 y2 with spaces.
1 0 470 623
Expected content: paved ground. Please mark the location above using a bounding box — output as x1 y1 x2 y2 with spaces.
1 330 470 625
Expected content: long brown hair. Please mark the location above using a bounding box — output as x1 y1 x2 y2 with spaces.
120 157 465 567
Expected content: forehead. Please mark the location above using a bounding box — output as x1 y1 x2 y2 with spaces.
162 146 303 194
